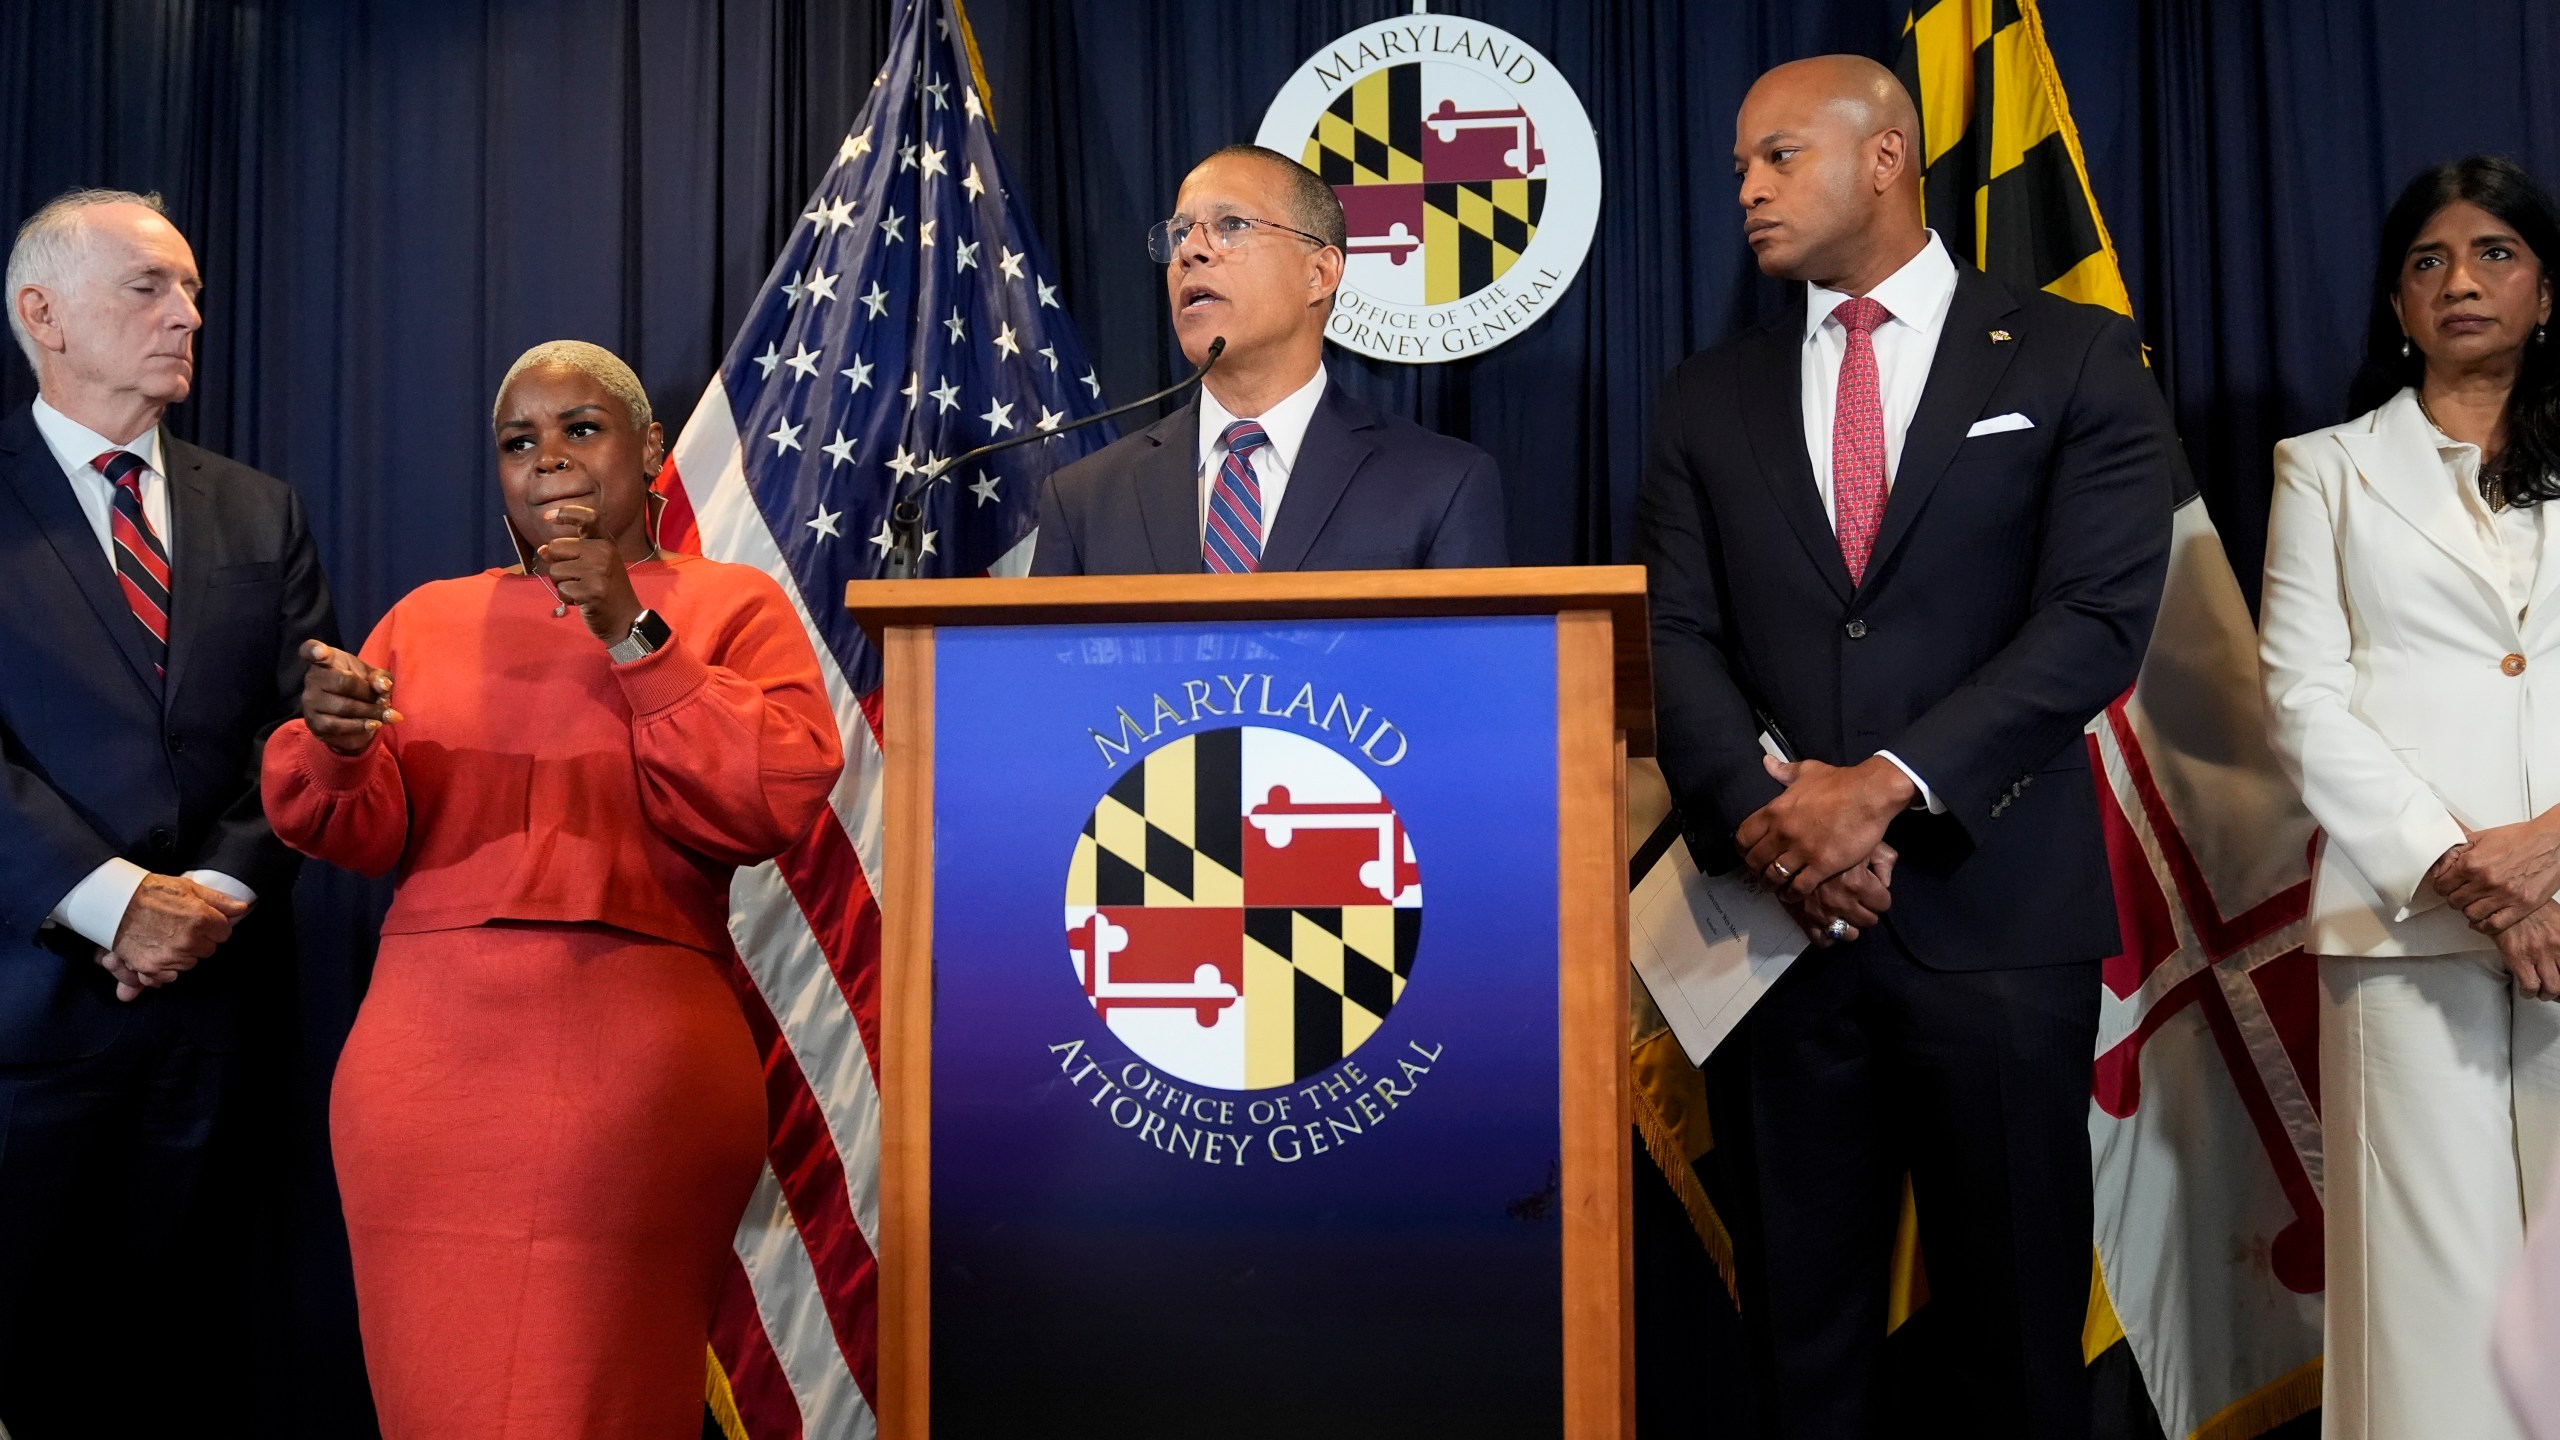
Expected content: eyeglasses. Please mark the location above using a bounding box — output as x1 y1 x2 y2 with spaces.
1145 214 1331 263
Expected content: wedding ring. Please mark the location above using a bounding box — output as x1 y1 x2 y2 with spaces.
1770 861 1797 881
1825 918 1851 941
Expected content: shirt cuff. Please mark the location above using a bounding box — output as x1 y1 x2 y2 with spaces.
49 857 148 952
1873 751 1946 815
184 870 257 913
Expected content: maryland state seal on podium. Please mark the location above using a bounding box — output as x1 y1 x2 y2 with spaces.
1065 725 1423 1090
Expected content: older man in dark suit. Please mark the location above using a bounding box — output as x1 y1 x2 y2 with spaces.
1636 58 2175 1436
0 189 335 1438
1032 144 1507 575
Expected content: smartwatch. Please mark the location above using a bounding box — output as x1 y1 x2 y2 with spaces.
606 608 672 665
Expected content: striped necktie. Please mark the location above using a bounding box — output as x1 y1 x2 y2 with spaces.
96 450 171 685
1203 419 1270 574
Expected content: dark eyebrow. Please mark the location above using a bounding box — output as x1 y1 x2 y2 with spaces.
1734 131 1799 166
554 404 609 420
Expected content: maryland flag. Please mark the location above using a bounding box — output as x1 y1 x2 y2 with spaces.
1898 0 2328 1432
1630 3 2326 1436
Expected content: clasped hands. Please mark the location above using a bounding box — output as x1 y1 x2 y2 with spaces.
1736 754 1916 948
2430 816 2560 999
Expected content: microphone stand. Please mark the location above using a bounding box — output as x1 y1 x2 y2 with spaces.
880 337 1226 580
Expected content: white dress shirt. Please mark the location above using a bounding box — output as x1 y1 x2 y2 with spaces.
1797 233 1962 811
1800 231 1962 522
30 396 256 948
1196 364 1329 544
31 395 172 561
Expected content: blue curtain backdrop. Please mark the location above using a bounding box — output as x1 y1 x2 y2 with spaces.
3 1 2554 1435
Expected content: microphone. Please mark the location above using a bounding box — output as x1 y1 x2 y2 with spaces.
881 337 1226 580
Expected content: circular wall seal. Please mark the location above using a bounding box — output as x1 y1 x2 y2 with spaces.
1063 725 1422 1091
1255 17 1600 364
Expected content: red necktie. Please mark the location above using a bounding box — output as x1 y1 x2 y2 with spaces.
1829 296 1893 585
96 450 171 684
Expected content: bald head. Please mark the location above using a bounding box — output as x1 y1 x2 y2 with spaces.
1758 56 1920 148
1734 54 1928 291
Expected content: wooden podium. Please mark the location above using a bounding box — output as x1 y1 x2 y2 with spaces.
849 566 1650 1440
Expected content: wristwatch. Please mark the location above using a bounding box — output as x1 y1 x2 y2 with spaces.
606 608 672 665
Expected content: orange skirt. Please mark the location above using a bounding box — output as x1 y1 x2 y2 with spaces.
332 922 766 1440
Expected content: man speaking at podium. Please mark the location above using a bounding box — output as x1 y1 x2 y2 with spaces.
1637 58 2173 1434
1031 145 1507 575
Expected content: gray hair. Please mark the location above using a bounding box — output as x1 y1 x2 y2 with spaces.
493 339 655 433
6 188 169 367
1202 144 1348 252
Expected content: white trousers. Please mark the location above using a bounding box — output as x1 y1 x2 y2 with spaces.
2323 951 2560 1440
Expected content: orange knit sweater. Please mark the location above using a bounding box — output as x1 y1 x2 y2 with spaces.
263 551 843 954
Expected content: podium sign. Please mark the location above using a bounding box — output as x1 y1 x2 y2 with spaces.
859 571 1643 1440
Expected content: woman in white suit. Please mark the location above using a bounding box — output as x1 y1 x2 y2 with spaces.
2261 155 2560 1439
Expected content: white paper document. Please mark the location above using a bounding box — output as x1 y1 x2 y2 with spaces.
1628 837 1809 1065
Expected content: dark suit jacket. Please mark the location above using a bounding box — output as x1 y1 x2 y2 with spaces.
1030 378 1508 574
0 404 336 1062
1636 267 2174 970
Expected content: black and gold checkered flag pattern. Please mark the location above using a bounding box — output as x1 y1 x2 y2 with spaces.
1894 0 2135 319
1424 179 1545 305
1243 905 1419 1088
1066 729 1244 909
1305 66 1423 187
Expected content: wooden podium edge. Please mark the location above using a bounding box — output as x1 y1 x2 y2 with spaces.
845 566 1655 756
1557 609 1635 1440
879 625 935 1439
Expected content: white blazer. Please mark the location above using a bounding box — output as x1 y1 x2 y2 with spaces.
2260 387 2560 957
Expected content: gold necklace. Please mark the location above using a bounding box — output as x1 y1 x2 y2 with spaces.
2415 387 2451 435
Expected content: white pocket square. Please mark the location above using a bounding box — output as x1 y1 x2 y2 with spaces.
1966 412 2035 437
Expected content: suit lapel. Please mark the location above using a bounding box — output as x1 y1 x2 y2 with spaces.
1259 383 1377 574
1737 313 1854 604
1860 268 2022 590
0 408 163 700
2340 390 2508 610
1135 402 1206 575
160 436 216 702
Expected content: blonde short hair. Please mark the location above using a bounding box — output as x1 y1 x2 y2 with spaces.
492 339 655 433
6 188 169 366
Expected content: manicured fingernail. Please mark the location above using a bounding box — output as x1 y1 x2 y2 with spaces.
382 709 404 723
367 720 381 732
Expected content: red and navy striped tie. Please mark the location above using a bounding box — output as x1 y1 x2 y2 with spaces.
96 450 171 685
1203 419 1269 574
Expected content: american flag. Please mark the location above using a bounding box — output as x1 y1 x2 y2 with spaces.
650 1 1116 1433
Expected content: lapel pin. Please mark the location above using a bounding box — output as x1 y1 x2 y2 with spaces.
1989 329 2013 344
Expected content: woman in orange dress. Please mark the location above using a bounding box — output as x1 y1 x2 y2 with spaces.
263 340 843 1439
